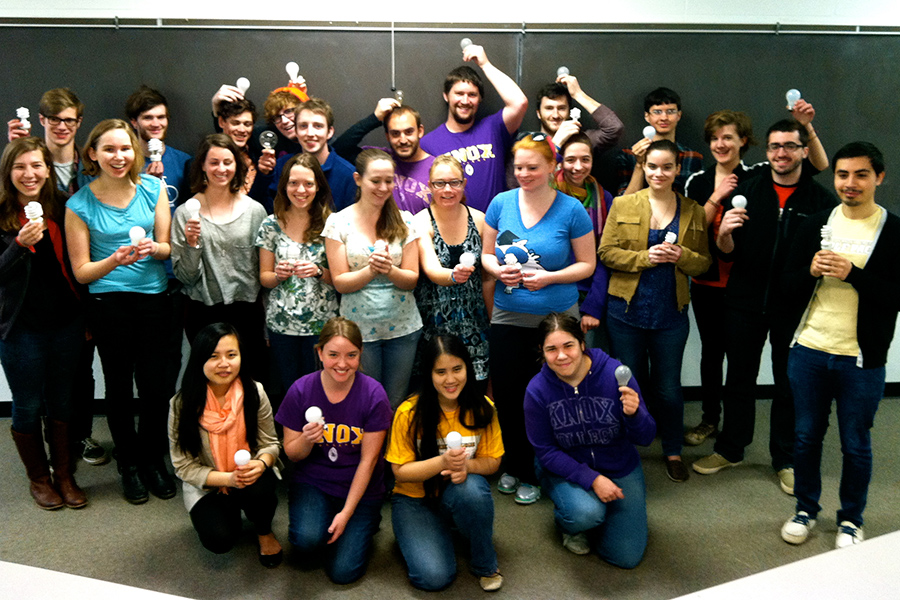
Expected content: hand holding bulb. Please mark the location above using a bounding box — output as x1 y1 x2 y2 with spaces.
785 89 801 111
236 77 250 96
129 225 155 260
614 365 639 415
257 131 277 174
184 198 201 247
501 253 522 293
24 201 43 225
286 62 300 83
301 406 325 444
557 66 570 78
147 138 163 163
442 431 467 483
451 251 476 285
369 240 392 274
643 125 657 140
16 204 44 247
460 38 473 51
16 107 31 133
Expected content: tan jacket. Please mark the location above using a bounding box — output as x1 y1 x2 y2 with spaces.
599 189 711 311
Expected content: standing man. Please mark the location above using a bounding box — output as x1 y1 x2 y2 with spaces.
267 97 357 212
532 76 624 153
615 87 702 196
333 99 434 214
779 142 899 548
420 43 528 212
692 119 836 495
125 85 192 208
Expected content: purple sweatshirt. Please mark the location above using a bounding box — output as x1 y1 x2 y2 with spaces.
524 348 656 488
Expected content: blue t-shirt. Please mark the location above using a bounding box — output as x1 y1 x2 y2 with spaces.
269 148 357 213
485 189 593 315
66 174 168 295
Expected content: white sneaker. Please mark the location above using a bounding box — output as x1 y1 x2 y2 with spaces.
835 521 864 548
781 511 816 545
562 533 591 555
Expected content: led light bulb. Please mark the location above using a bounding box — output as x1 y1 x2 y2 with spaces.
460 38 473 51
786 89 801 110
305 406 323 424
643 125 656 140
24 201 43 224
394 89 404 105
459 251 476 268
557 66 570 78
16 107 31 131
259 130 277 150
129 226 146 247
286 62 300 83
570 108 581 122
147 138 163 162
446 431 462 450
664 231 677 244
234 449 251 466
236 77 250 95
614 365 632 387
732 195 747 210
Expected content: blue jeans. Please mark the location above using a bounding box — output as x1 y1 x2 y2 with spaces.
391 474 498 591
360 329 422 409
607 315 689 457
537 461 648 569
788 345 885 527
0 317 84 434
288 482 383 584
268 329 319 393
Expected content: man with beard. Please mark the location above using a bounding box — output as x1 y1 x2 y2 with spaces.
125 86 192 208
692 119 836 497
530 77 624 153
420 43 528 212
333 100 435 214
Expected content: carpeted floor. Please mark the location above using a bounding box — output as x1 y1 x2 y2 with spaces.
2 398 898 599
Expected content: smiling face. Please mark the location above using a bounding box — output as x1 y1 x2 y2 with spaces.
274 107 297 139
39 107 82 149
11 149 49 202
561 142 592 187
537 96 570 134
766 130 808 181
428 162 466 208
317 335 361 386
644 103 681 136
514 148 555 192
295 109 333 156
202 146 237 189
219 110 254 148
286 164 317 212
385 112 424 160
642 148 680 193
444 81 481 126
355 158 395 207
88 128 136 179
709 124 746 167
203 334 241 394
431 352 467 405
131 104 168 142
834 156 884 209
542 330 586 381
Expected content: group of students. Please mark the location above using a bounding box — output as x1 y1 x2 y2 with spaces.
2 40 898 590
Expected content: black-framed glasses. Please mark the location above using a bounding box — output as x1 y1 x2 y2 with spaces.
430 179 464 189
766 142 804 152
40 114 81 127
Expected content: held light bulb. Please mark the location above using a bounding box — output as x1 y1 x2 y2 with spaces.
147 138 163 162
394 89 404 105
129 226 146 247
786 89 801 110
286 62 300 83
234 449 251 466
16 107 31 131
643 125 656 140
460 38 473 51
24 201 43 224
557 66 570 77
236 77 250 95
732 195 747 210
614 365 632 387
459 252 476 268
664 232 677 244
570 108 581 122
305 406 323 424
185 197 201 220
446 431 462 450
259 130 277 150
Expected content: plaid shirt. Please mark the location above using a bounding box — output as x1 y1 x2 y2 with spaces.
614 142 703 196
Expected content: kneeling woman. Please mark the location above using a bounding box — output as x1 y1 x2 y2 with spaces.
276 317 392 584
168 323 283 566
524 313 656 568
387 335 504 592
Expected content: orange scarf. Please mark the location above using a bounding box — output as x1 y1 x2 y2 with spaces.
199 379 250 492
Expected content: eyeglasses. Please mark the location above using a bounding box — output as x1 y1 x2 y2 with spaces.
429 179 464 189
766 142 804 152
41 114 81 128
649 109 679 116
276 111 295 124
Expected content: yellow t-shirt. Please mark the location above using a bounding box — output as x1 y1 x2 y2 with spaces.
386 395 504 498
798 207 882 356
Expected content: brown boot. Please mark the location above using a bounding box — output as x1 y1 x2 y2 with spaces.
47 420 88 509
11 426 64 510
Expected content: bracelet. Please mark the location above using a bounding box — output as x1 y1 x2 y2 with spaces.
314 265 324 279
257 458 268 471
450 271 457 284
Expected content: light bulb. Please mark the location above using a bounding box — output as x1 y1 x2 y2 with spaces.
234 449 251 466
503 253 521 294
259 130 277 150
643 125 656 140
732 195 747 210
820 225 833 250
460 38 473 51
236 77 250 95
24 201 43 224
459 251 476 267
570 108 581 122
286 61 300 82
129 226 146 247
664 231 677 244
614 364 632 387
305 406 323 424
446 431 462 449
374 239 387 253
557 66 570 77
185 197 201 220
16 107 31 131
147 138 163 162
394 89 404 105
786 89 801 110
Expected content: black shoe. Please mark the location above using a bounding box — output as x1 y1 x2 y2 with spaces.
142 462 177 500
665 458 690 483
258 548 283 569
119 464 149 504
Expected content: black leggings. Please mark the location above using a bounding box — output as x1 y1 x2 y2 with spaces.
189 469 278 554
